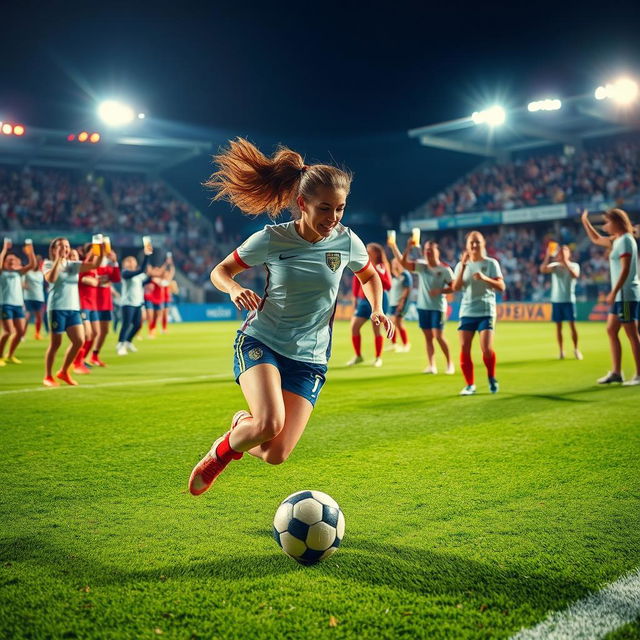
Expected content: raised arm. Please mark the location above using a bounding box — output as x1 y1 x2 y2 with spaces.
44 255 64 284
0 239 9 273
581 210 612 249
540 246 554 274
211 252 262 311
80 253 101 273
17 245 38 275
388 238 416 271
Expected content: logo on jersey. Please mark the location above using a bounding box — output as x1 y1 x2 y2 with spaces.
279 253 299 260
248 347 263 361
325 252 341 272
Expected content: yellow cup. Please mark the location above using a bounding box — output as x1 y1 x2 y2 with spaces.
386 230 396 245
103 236 112 254
142 235 152 253
92 234 103 256
548 241 559 255
411 227 421 246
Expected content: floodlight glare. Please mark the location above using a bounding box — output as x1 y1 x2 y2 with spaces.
527 98 562 112
98 100 135 127
594 78 638 104
1 123 13 135
137 112 146 119
13 124 25 136
471 105 506 127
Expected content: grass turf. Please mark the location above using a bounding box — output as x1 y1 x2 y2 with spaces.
1 320 639 639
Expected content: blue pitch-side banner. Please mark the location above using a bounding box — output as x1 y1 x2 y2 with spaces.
177 303 238 322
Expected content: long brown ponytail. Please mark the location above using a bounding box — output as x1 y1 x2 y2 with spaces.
204 138 352 219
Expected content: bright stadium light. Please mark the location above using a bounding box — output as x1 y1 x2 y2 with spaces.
471 105 506 127
98 100 135 127
527 98 562 112
137 112 146 119
594 78 638 104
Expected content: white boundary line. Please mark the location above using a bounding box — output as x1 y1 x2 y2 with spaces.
0 373 230 396
511 567 640 640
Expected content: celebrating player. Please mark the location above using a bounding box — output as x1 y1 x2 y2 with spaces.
23 254 46 341
386 258 413 352
581 209 640 385
92 250 121 366
391 237 455 374
346 242 392 367
43 237 99 386
452 230 505 395
0 239 37 364
74 243 101 374
188 138 393 496
540 243 583 360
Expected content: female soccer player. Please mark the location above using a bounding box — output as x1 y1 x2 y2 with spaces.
75 244 101 373
160 254 175 334
0 239 37 364
23 255 46 340
540 244 583 360
92 250 121 366
581 208 640 385
43 238 99 386
390 237 455 374
346 242 392 367
116 248 153 355
387 258 413 352
452 230 505 395
188 138 393 496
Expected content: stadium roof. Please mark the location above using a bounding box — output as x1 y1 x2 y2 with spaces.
408 93 640 158
0 126 212 174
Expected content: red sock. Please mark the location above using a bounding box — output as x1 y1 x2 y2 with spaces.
483 350 496 378
161 314 167 330
149 317 157 331
82 339 93 361
35 316 42 334
399 327 408 346
215 432 243 463
73 348 84 366
374 335 384 358
460 352 474 385
352 335 362 356
391 332 397 344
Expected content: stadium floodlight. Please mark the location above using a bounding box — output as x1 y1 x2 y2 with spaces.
13 124 25 136
98 99 135 127
137 112 146 119
1 123 13 135
471 105 506 127
527 98 562 112
594 78 638 104
89 132 101 143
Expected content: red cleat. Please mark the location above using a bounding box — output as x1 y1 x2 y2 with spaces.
43 376 59 387
56 370 78 386
89 354 106 367
74 364 91 375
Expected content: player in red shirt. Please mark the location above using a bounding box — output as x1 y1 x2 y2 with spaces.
92 251 121 366
73 244 101 374
347 242 392 367
160 254 175 334
146 279 164 338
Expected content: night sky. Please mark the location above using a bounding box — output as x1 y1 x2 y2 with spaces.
1 0 639 221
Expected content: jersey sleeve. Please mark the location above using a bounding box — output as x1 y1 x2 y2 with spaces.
444 266 454 283
234 228 270 268
402 271 413 288
619 234 634 258
453 262 462 278
572 262 581 277
489 259 503 279
347 231 370 273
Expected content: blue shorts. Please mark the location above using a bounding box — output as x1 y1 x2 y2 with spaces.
418 309 445 330
611 301 639 323
233 332 327 407
458 316 494 332
146 302 162 311
97 310 112 322
390 303 410 319
552 302 576 323
2 304 25 320
49 310 82 333
25 300 45 313
354 292 390 319
81 309 100 323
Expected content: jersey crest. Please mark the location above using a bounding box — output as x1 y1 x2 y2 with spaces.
325 252 341 272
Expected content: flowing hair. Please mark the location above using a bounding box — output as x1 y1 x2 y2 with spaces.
367 242 391 274
204 138 352 219
605 208 636 236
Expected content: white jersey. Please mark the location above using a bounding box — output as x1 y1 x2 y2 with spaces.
609 233 640 302
548 262 579 303
414 262 454 312
43 260 82 311
23 270 45 302
389 271 412 307
234 221 369 364
0 271 24 306
454 257 503 318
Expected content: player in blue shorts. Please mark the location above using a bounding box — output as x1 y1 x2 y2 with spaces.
582 208 640 385
452 231 505 395
540 243 583 360
0 238 37 365
386 258 413 352
188 138 394 496
23 255 46 341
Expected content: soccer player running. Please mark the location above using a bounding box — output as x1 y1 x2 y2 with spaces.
116 247 153 356
23 255 46 341
188 138 394 496
346 243 392 367
386 258 413 352
0 239 37 365
540 244 583 360
581 208 640 385
452 231 505 395
43 237 99 386
390 237 455 374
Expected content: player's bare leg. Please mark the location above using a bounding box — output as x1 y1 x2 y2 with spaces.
435 328 454 373
422 329 436 373
556 321 564 359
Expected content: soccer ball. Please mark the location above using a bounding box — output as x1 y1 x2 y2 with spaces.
272 490 345 565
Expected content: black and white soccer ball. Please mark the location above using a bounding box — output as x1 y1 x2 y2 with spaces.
272 490 345 565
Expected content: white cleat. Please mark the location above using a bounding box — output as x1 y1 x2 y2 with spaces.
125 341 138 353
373 358 383 368
445 363 455 375
423 366 438 374
384 343 397 352
346 355 364 366
116 342 123 351
116 344 128 356
459 384 476 396
574 349 583 360
622 375 640 386
597 371 623 384
559 352 565 360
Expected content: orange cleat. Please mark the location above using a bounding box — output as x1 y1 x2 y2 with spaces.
89 354 106 367
34 333 43 340
74 364 91 375
56 370 78 386
43 376 59 387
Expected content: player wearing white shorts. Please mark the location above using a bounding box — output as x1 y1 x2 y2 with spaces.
581 208 640 385
188 139 394 496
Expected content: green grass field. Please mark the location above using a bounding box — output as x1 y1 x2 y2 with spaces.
1 320 639 639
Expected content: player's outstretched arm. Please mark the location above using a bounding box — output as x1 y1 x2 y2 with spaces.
211 252 262 311
581 209 612 248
